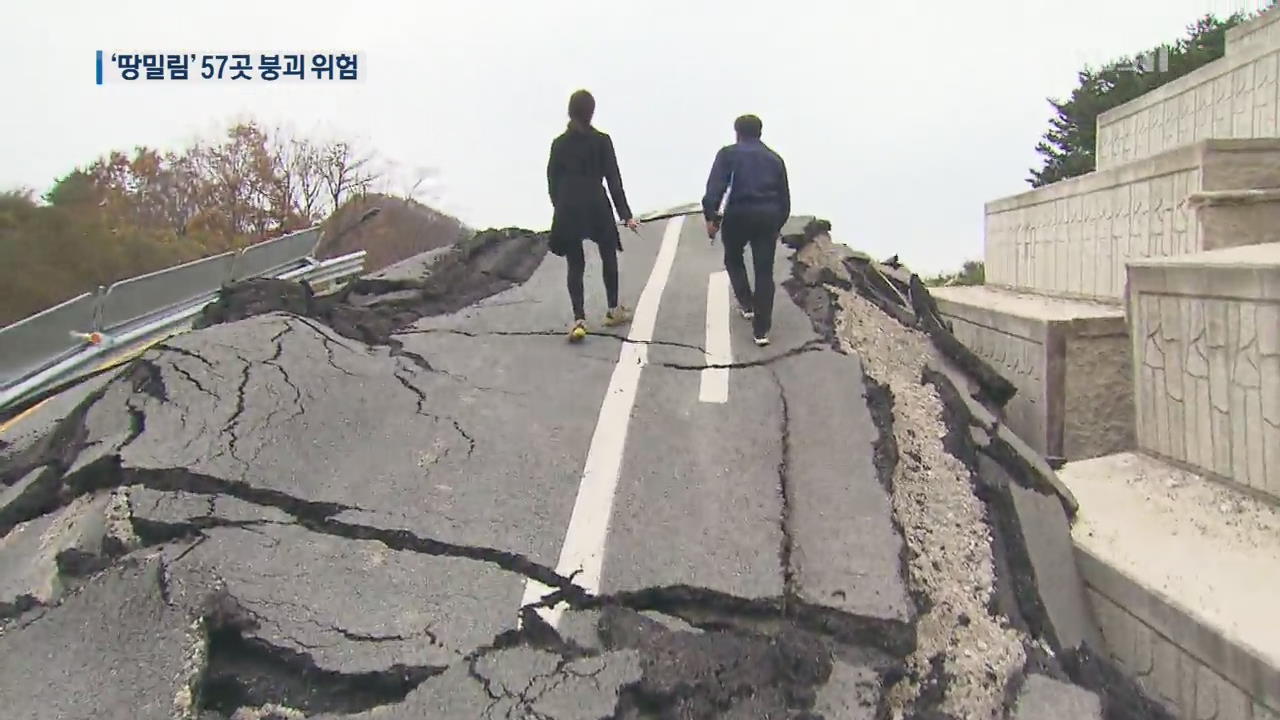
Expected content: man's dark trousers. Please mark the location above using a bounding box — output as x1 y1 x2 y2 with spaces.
721 208 781 338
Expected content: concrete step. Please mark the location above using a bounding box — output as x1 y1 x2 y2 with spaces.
930 285 1130 462
1060 451 1280 719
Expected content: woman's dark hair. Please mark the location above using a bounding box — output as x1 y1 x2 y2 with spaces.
568 90 596 127
734 114 763 139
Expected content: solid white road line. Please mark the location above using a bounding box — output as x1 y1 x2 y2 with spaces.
698 271 732 404
519 216 686 627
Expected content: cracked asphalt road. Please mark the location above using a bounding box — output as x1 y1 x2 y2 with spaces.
0 215 1115 719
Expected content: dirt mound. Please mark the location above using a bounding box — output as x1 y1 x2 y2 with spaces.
316 194 471 273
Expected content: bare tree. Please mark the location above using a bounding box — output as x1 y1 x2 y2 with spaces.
404 165 441 205
265 129 327 230
317 141 377 211
181 123 281 243
291 138 327 222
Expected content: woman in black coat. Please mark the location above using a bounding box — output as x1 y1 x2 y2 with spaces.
547 89 639 341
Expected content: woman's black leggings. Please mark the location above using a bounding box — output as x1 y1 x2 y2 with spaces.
565 239 618 320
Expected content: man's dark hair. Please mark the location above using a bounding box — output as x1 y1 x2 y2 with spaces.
568 90 596 126
734 114 763 139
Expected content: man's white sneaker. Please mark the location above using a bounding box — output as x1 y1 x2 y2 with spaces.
739 307 755 320
754 336 770 347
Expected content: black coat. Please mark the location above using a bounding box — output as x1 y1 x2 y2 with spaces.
547 125 632 256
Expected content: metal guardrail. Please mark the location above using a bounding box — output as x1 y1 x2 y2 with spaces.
0 226 368 413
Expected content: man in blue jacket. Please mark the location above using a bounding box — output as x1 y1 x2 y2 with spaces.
702 114 791 346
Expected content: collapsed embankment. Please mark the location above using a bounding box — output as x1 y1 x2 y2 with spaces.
782 220 1173 720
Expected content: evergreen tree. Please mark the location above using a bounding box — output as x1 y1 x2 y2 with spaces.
1028 10 1263 187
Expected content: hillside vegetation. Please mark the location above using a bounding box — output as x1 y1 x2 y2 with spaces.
0 121 467 327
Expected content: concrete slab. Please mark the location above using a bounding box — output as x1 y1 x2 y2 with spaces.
596 217 911 644
1095 12 1280 168
1189 190 1280 249
1012 674 1103 719
1062 451 1280 712
1129 238 1280 267
0 467 46 538
931 286 1127 323
364 246 455 282
469 647 641 719
0 217 1141 718
600 358 786 600
1006 474 1102 652
978 455 1101 654
0 508 60 613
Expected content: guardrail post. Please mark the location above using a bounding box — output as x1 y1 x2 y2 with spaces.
229 247 248 284
90 284 107 333
220 249 239 287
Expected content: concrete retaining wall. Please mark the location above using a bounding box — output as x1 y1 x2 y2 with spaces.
1061 451 1280 720
1127 243 1280 501
985 140 1280 302
1079 549 1280 720
1096 11 1280 170
1228 6 1280 59
931 287 1131 462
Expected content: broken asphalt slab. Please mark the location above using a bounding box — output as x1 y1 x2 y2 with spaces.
161 523 514 675
0 488 133 616
0 556 199 720
772 349 913 633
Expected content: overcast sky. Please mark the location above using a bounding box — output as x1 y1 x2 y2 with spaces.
2 0 1272 274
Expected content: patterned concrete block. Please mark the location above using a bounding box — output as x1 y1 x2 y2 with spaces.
1128 244 1280 499
1084 582 1270 720
1198 665 1254 720
931 286 1130 461
986 139 1280 301
1228 8 1280 57
1151 629 1183 709
1097 9 1280 170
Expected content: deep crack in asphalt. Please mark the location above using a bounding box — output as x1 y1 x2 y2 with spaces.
767 368 798 610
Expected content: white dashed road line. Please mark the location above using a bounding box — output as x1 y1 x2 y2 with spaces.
698 271 732 404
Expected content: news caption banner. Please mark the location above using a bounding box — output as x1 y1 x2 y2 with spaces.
95 52 361 84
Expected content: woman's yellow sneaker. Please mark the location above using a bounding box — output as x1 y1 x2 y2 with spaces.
568 320 588 342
